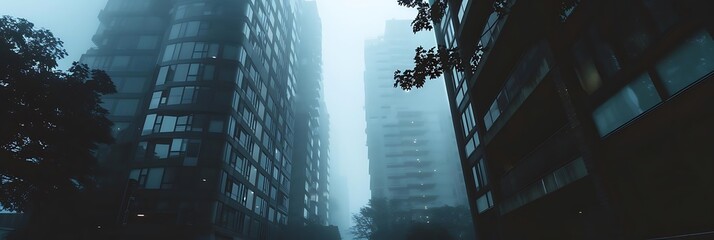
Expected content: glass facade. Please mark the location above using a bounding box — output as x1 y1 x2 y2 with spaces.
593 74 661 136
656 30 714 95
81 0 318 239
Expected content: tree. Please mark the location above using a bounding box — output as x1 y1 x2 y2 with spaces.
393 0 579 90
0 16 116 239
425 205 475 239
351 199 382 239
352 200 475 240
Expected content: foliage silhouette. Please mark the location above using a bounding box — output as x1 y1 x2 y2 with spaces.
351 199 474 240
394 0 579 90
0 15 116 239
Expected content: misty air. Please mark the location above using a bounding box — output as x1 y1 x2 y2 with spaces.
1 0 713 240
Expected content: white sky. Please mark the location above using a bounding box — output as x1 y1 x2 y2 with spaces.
2 0 418 225
315 0 415 217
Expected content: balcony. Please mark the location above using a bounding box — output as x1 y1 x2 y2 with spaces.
469 0 559 112
499 157 588 215
498 125 579 197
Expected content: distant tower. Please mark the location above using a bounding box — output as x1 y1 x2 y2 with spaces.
364 20 468 220
288 0 331 229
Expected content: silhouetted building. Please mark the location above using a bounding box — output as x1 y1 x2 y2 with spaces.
80 0 313 239
365 20 468 220
288 0 331 231
434 0 714 239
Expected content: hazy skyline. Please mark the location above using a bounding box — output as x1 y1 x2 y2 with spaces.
1 0 420 224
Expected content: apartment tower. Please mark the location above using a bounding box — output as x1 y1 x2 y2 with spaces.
80 0 315 239
434 0 714 238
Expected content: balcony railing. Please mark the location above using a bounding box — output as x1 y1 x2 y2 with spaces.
498 157 588 215
483 39 554 131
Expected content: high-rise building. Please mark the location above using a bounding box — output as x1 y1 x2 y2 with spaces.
287 0 331 230
79 0 317 239
434 0 714 239
364 20 468 219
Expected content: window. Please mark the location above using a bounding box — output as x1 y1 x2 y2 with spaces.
160 116 177 132
149 87 222 109
168 21 209 40
145 168 163 189
656 30 714 95
142 114 157 135
458 0 470 22
461 104 476 137
128 168 174 189
167 86 198 105
156 63 215 85
154 144 170 159
254 196 266 216
483 40 554 130
476 191 494 213
270 186 277 200
246 190 255 209
454 71 468 105
149 92 161 109
223 174 247 203
461 104 480 156
138 139 201 161
472 158 488 191
110 77 147 93
480 12 499 47
143 114 211 135
465 135 479 157
249 165 258 186
444 14 456 49
246 6 253 22
227 147 250 176
593 74 661 136
174 2 212 20
102 99 139 116
162 42 220 62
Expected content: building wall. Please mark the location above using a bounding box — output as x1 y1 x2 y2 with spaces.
287 0 331 231
81 0 307 239
365 20 468 218
435 0 714 239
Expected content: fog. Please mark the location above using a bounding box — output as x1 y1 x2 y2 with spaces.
1 0 439 237
2 0 415 213
0 0 415 212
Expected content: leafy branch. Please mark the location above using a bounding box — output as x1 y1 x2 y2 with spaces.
393 0 507 90
394 0 578 90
